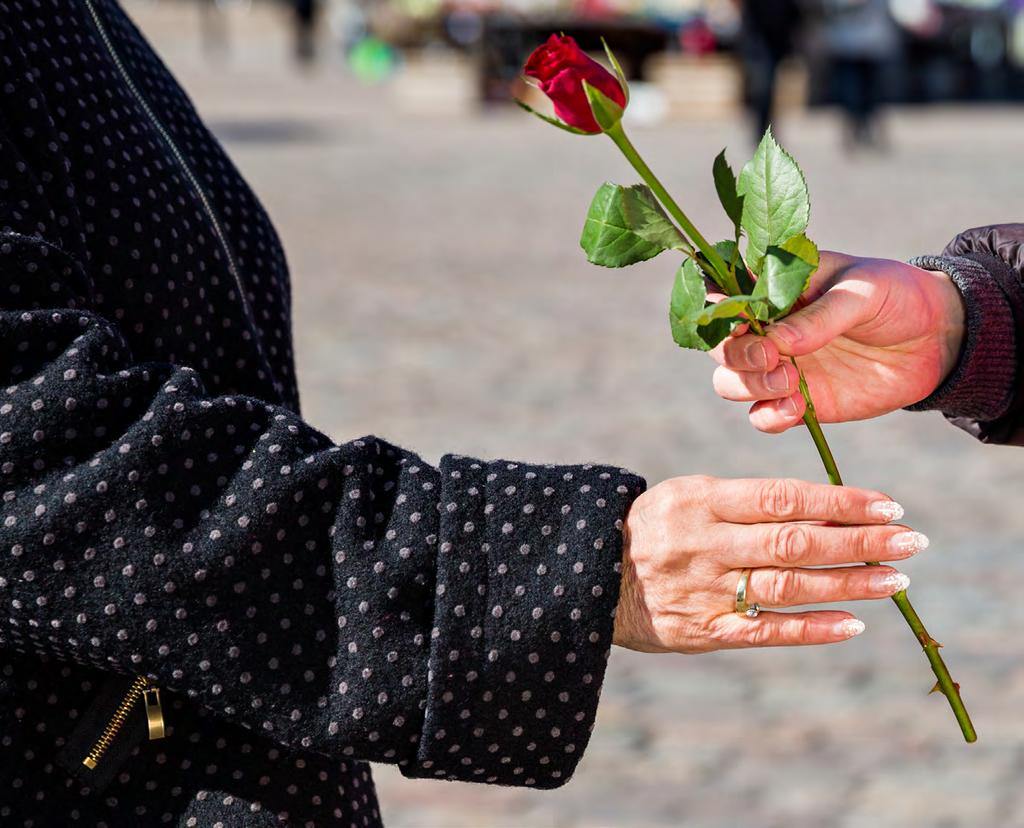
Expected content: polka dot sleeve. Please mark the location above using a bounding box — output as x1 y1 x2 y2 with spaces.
408 457 644 788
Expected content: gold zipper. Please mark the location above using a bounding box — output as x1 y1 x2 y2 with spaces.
82 676 165 770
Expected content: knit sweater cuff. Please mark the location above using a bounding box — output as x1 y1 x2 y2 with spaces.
905 254 1017 421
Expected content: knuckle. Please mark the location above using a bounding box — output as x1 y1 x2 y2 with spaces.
690 474 718 493
788 617 817 644
756 478 801 519
765 568 801 606
648 614 677 648
769 524 810 565
741 621 776 647
673 475 713 512
849 526 876 560
643 479 685 521
682 473 714 492
652 612 711 654
824 488 857 522
707 615 741 647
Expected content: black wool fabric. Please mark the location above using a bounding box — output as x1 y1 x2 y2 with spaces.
0 3 645 826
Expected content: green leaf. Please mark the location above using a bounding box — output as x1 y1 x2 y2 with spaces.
752 245 816 316
738 128 810 271
695 317 739 351
714 239 755 294
669 259 709 349
581 183 689 267
715 239 739 265
514 99 592 135
582 80 624 132
694 294 763 327
671 259 759 350
780 233 820 269
712 150 744 231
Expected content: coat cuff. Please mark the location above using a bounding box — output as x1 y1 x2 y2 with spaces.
905 254 1016 421
404 456 645 788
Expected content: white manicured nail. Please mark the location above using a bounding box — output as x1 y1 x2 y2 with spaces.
873 572 910 594
870 500 904 521
891 531 929 556
837 619 866 638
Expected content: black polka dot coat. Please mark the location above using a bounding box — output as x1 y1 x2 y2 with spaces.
0 2 645 825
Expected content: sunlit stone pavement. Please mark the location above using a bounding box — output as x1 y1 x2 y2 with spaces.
128 4 1024 826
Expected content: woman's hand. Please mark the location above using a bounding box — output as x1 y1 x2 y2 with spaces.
613 476 924 653
708 252 966 433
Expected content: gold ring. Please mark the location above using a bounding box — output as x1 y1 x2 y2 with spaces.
735 568 759 616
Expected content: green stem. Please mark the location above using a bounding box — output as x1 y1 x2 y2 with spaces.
797 370 842 486
605 124 739 296
792 361 976 744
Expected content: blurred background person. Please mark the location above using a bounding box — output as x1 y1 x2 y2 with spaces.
292 0 320 62
739 0 805 143
198 0 230 55
822 0 901 148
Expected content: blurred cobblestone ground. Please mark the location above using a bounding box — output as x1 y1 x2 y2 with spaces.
129 4 1024 826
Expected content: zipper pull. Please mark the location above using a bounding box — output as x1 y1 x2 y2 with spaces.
144 687 165 740
82 676 165 771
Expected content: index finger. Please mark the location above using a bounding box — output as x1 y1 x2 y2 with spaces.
706 477 903 525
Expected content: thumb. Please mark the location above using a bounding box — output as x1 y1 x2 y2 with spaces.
766 284 873 357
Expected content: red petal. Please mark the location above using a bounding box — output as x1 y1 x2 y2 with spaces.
522 34 626 133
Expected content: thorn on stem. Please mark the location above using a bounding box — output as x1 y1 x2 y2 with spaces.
929 681 961 695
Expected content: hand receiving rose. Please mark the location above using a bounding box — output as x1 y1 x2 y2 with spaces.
708 252 966 432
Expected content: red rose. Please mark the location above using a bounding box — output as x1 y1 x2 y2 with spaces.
523 34 626 134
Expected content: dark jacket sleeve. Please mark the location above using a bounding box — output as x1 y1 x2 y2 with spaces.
0 153 644 790
907 224 1024 445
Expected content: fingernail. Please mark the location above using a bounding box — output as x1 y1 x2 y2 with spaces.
772 323 802 348
836 619 866 638
869 500 905 522
746 340 768 369
873 571 911 594
891 531 929 556
765 366 790 392
780 396 800 417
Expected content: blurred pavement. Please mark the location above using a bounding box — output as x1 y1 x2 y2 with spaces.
129 4 1024 827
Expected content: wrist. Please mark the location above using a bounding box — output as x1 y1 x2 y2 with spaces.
612 516 635 649
907 254 1016 421
928 268 967 386
612 507 661 653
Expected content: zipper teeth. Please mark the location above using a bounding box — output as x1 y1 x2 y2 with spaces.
82 0 278 391
83 675 149 769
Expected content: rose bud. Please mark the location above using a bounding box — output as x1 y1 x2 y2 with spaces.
520 34 628 135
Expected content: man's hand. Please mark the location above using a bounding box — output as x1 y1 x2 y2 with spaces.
708 252 966 432
613 476 922 654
